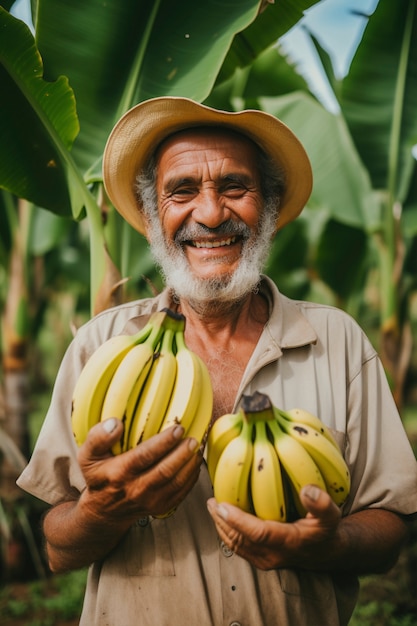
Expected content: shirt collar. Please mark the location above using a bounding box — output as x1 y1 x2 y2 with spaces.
122 276 317 353
260 275 317 351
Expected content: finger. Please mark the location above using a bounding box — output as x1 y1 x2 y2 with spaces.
124 426 195 474
206 498 267 539
299 485 342 524
78 418 124 462
151 455 202 516
138 435 201 485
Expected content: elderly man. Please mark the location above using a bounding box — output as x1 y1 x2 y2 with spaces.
17 97 417 626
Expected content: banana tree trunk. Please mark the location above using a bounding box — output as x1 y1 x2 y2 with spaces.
1 200 31 467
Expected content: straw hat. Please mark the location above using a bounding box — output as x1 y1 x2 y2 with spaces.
102 96 312 235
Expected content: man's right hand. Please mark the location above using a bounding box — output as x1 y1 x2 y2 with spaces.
78 417 202 523
43 418 202 572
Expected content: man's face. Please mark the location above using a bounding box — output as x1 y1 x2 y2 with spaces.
144 128 277 309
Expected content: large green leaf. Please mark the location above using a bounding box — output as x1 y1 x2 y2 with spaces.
266 219 311 300
259 93 378 231
216 0 321 84
340 0 417 201
315 219 369 301
0 8 79 215
34 0 264 173
205 45 311 110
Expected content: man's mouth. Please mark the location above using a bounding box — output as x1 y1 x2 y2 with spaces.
189 236 239 249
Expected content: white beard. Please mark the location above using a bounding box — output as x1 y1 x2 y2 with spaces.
146 202 277 314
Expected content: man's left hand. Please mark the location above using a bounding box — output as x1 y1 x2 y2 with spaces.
207 485 342 570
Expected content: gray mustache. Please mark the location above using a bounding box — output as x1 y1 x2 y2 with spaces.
175 220 250 244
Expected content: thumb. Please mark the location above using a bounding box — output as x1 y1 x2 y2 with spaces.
300 485 341 524
78 418 124 460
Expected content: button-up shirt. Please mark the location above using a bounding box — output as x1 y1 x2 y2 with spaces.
17 276 417 626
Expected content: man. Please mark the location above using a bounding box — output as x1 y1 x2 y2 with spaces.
17 97 417 626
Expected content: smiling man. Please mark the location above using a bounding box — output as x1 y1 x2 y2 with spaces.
139 127 281 314
17 97 417 626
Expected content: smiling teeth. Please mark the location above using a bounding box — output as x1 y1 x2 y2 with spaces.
194 237 236 248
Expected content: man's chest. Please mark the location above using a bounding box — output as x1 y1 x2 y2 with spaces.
204 349 249 421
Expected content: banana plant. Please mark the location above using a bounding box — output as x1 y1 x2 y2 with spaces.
309 0 417 407
205 0 417 408
1 0 319 315
337 0 417 405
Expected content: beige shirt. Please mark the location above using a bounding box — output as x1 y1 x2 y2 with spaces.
18 277 417 626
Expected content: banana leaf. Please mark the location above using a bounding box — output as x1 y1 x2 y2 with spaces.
216 0 321 84
340 0 417 203
33 0 264 174
0 8 79 216
205 44 312 110
259 92 377 231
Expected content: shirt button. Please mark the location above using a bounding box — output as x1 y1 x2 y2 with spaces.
137 516 149 527
220 541 234 558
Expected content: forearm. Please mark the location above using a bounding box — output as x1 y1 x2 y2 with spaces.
43 495 133 573
325 509 409 575
207 490 410 575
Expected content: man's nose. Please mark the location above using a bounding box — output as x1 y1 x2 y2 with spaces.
192 188 231 228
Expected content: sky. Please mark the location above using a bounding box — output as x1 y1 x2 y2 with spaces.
280 0 380 111
11 0 379 112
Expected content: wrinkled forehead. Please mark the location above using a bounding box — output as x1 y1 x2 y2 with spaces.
153 125 263 165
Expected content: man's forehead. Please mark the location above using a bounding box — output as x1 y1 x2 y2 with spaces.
154 126 260 160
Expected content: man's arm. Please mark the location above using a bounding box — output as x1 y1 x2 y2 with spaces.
43 418 202 572
207 485 409 574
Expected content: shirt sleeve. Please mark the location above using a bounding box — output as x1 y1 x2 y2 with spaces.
343 351 417 517
16 328 88 505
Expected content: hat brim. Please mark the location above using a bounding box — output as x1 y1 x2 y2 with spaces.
102 97 312 236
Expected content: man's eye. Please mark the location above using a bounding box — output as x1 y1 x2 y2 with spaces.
171 187 195 198
222 182 246 194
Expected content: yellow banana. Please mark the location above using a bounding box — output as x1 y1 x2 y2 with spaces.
277 417 351 506
184 353 213 447
127 328 177 447
267 417 326 518
277 407 339 449
206 410 243 484
71 322 154 446
250 419 286 521
100 321 165 453
159 330 203 433
117 354 155 453
213 416 253 512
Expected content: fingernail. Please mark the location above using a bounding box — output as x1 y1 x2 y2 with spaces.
217 504 229 520
188 437 199 452
173 425 185 439
303 485 320 501
102 418 117 433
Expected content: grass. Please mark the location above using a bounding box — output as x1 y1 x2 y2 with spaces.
0 568 87 626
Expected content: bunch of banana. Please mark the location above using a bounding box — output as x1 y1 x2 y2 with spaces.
71 308 213 453
207 391 350 521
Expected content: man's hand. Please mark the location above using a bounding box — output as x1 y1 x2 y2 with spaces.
43 417 203 572
79 417 203 522
207 485 342 571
